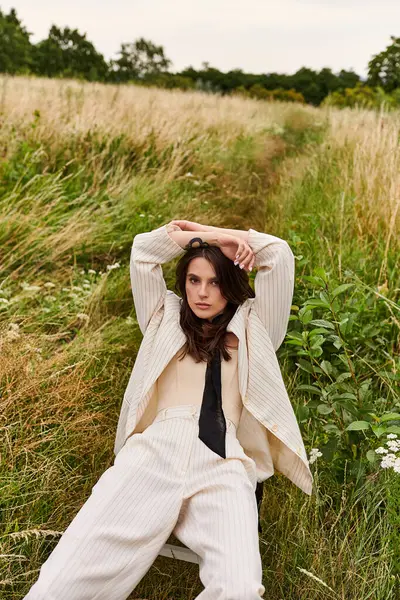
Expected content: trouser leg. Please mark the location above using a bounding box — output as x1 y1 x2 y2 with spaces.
23 417 194 600
173 421 266 600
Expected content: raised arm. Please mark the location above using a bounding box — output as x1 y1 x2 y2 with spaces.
247 228 295 351
130 222 185 335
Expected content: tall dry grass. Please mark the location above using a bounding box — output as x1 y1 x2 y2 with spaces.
326 106 400 282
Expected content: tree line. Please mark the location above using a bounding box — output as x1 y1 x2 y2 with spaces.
1 7 399 107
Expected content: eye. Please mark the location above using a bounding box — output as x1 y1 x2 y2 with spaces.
188 277 219 285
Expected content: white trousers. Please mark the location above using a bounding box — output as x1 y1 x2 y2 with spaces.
24 404 266 600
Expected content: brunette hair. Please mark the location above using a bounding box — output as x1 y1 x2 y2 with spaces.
173 245 255 364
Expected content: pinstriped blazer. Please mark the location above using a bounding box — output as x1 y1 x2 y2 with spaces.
114 222 313 496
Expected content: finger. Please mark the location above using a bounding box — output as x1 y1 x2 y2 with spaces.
239 248 254 271
237 246 251 268
235 242 245 264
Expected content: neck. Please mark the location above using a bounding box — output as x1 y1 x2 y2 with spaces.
206 310 225 324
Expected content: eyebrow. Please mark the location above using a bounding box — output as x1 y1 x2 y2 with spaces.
187 272 218 281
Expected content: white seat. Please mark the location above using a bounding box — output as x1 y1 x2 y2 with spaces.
158 542 200 564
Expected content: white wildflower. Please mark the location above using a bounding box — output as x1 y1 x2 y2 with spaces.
387 433 398 439
126 316 134 325
44 295 57 302
76 313 90 322
139 214 145 218
106 262 120 272
387 440 400 452
0 298 9 304
308 448 322 464
72 285 84 292
380 453 397 469
61 287 71 292
185 172 193 177
375 447 388 454
88 269 97 275
44 282 56 289
82 283 91 289
79 269 85 275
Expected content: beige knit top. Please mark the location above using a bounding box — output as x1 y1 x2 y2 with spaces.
156 346 243 428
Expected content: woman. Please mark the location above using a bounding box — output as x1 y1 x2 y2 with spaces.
24 220 312 600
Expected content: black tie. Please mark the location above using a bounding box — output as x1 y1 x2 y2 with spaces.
198 311 226 458
197 312 264 533
198 346 227 458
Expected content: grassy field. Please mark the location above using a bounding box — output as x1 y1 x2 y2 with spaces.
0 75 399 599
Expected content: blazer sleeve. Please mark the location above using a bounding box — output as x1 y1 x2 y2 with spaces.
247 227 295 351
130 222 186 335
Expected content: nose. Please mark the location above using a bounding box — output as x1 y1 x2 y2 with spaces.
199 285 209 298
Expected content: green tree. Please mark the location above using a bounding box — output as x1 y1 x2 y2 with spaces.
33 25 109 81
367 35 400 92
110 38 172 82
0 7 33 74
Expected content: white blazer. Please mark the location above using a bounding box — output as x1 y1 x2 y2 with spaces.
114 222 313 496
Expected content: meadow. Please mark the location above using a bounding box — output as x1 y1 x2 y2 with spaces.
0 75 399 599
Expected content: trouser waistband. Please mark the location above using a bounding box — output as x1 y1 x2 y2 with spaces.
154 404 237 433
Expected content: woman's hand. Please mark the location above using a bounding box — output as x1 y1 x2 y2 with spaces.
170 220 209 232
218 234 255 272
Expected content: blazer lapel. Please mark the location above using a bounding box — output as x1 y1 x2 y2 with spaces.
226 304 249 403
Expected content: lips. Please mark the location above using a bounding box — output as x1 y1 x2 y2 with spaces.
196 303 211 308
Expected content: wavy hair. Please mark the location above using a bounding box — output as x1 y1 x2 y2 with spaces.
173 245 255 364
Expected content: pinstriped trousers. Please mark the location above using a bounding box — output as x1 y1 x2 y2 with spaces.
24 404 266 600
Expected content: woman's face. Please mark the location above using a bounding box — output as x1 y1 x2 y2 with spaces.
185 257 227 322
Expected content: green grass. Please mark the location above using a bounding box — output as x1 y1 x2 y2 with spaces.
0 80 399 599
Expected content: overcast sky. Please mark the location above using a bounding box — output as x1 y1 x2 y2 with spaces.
2 0 399 77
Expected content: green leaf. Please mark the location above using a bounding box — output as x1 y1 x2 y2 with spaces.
309 327 332 337
309 319 335 329
313 267 328 282
298 306 313 324
310 335 325 348
371 425 386 438
366 450 377 463
323 424 341 434
317 404 334 414
379 413 400 422
295 359 315 374
297 384 322 395
320 360 333 375
346 421 371 431
309 346 323 357
336 372 352 382
304 299 332 309
336 392 357 400
385 425 400 434
319 291 330 306
331 283 354 299
302 275 325 287
287 331 303 341
286 339 304 346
